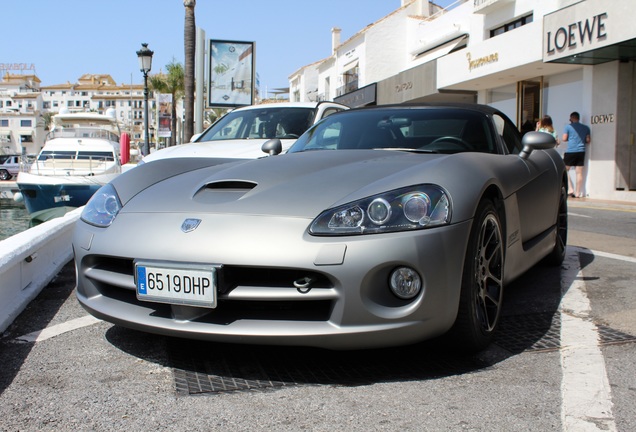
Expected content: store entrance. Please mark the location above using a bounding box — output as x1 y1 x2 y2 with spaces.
616 63 636 191
517 80 542 136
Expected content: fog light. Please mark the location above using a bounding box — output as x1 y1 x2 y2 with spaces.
389 267 422 299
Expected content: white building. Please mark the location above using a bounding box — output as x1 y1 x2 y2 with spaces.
40 74 157 152
0 72 165 156
0 73 45 155
291 0 636 203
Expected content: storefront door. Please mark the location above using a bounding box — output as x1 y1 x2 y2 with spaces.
517 80 542 136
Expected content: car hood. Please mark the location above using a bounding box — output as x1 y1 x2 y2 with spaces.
120 150 484 220
142 138 297 162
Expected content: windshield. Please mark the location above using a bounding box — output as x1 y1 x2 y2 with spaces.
288 108 497 155
37 150 115 161
197 107 316 142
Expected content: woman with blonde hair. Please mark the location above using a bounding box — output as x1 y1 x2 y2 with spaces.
536 115 560 145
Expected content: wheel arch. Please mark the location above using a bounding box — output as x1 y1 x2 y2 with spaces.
479 184 506 242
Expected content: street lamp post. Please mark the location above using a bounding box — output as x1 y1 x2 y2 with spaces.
136 43 154 156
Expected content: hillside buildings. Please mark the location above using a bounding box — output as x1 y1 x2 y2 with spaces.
0 72 157 156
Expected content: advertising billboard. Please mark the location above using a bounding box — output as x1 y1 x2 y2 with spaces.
156 93 172 138
208 40 255 107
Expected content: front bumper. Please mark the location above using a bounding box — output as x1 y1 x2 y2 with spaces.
74 212 471 349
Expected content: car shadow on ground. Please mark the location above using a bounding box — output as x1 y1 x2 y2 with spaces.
104 254 582 395
0 249 597 397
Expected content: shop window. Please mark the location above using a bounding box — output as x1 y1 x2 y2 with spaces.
490 14 533 38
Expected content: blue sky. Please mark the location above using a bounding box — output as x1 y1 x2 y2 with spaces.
4 0 454 97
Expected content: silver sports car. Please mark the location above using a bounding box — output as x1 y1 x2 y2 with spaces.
74 104 567 351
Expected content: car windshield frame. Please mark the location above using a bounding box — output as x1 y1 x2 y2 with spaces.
196 107 317 142
288 107 500 155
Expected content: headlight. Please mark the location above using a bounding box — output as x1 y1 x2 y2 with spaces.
80 183 122 227
309 185 451 235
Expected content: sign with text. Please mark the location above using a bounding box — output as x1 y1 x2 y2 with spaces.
543 0 634 62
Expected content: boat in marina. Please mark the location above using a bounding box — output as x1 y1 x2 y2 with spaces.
16 109 122 215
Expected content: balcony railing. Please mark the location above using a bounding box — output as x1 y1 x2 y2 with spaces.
336 79 359 96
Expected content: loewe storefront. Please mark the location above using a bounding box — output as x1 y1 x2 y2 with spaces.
428 0 636 202
544 0 636 201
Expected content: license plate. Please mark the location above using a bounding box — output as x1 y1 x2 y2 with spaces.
135 261 217 308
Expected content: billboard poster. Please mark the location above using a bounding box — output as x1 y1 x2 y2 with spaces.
157 93 172 138
209 40 255 107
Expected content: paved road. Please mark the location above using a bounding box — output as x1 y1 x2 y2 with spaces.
0 199 634 431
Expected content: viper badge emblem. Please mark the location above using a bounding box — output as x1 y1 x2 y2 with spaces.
181 218 202 233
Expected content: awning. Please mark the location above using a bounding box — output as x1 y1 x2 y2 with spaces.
547 38 636 65
412 35 468 64
343 60 359 73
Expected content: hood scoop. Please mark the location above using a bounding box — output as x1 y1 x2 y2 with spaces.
193 180 257 205
204 180 257 191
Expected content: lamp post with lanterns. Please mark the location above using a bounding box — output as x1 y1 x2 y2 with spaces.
136 43 154 156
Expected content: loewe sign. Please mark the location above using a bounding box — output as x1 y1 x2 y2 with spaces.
546 12 608 55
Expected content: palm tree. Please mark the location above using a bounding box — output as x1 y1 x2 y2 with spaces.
148 60 184 147
183 0 196 143
37 112 55 131
204 108 228 127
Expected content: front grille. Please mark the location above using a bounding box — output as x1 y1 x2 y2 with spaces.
83 256 335 322
220 266 332 293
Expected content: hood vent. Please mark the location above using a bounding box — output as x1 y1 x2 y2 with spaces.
194 180 257 204
204 181 257 191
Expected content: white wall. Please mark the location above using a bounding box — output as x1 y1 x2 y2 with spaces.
0 208 81 333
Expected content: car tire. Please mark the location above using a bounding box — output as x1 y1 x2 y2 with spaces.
543 183 568 266
0 169 11 181
449 199 504 352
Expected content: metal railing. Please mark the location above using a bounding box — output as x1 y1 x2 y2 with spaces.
336 80 359 97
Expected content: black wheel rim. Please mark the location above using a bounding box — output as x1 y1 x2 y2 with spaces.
474 213 503 333
556 186 568 252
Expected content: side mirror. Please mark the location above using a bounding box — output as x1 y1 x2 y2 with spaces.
519 131 557 160
189 133 202 143
261 138 282 156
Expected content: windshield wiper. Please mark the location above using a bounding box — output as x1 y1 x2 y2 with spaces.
372 147 440 154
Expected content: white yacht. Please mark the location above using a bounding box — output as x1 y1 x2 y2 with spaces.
16 109 122 215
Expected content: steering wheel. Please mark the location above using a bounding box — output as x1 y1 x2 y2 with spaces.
429 136 472 150
279 134 299 139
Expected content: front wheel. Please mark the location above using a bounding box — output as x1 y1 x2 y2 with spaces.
448 200 504 352
0 169 11 181
543 183 568 266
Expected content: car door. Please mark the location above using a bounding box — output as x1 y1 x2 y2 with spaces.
314 103 348 124
496 113 560 244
